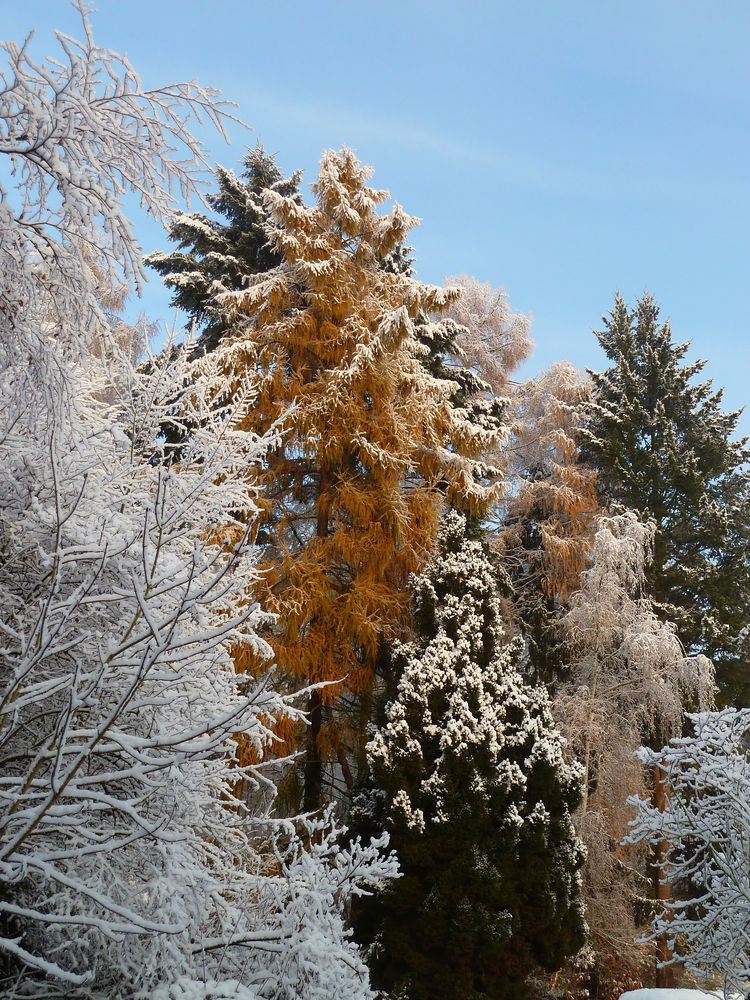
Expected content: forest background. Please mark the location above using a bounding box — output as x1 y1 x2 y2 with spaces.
3 3 750 1000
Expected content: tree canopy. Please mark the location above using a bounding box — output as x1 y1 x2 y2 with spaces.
205 148 505 809
581 292 750 702
358 511 586 1000
145 143 302 351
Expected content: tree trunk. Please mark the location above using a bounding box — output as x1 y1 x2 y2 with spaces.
652 552 676 990
303 688 323 812
653 760 676 988
302 466 331 813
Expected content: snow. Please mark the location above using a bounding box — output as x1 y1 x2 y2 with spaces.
628 709 750 992
619 992 737 1000
0 10 397 998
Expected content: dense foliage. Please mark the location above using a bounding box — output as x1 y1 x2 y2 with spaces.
498 362 598 686
145 143 302 351
581 293 750 702
205 148 505 810
356 511 586 1000
554 512 714 992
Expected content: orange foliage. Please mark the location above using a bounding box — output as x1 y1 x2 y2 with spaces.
215 149 503 806
499 361 598 603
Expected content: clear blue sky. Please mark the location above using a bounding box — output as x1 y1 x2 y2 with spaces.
5 1 750 432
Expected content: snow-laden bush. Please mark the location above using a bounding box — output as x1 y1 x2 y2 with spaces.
1 336 280 992
359 510 585 1000
0 7 396 998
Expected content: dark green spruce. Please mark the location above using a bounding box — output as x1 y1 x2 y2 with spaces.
350 510 586 1000
581 292 750 703
145 142 301 350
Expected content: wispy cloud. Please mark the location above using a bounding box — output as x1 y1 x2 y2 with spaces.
244 89 739 206
245 91 558 191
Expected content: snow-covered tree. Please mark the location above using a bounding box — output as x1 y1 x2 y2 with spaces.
0 3 235 360
627 708 750 994
145 142 302 351
357 511 586 1000
382 267 511 512
0 341 398 999
581 293 750 702
0 10 396 998
415 271 532 514
498 361 598 684
554 512 714 992
209 148 505 810
437 273 534 399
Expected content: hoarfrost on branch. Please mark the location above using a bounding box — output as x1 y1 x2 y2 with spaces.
0 8 396 999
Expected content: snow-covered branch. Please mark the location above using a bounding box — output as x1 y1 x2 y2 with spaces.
0 0 240 381
628 708 750 993
0 11 395 999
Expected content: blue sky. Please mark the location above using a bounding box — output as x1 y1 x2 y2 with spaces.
5 1 750 432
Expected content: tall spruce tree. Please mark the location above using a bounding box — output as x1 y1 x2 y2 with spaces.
357 510 586 1000
145 142 301 349
581 292 750 702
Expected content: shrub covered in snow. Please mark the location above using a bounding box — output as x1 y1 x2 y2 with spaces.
628 708 750 995
355 510 586 1000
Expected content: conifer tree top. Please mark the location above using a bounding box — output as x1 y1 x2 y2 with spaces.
216 146 504 512
581 292 750 699
145 142 302 350
369 509 581 833
585 292 746 495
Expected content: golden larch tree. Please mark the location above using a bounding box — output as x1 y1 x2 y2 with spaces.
215 148 503 809
495 361 599 682
506 362 598 599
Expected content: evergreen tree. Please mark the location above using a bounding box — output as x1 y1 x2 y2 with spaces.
581 292 750 702
145 142 301 350
358 511 586 1000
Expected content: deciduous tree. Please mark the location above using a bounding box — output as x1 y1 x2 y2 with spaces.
437 272 534 398
554 512 714 992
213 149 504 810
628 707 750 996
0 12 396 998
498 362 598 684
